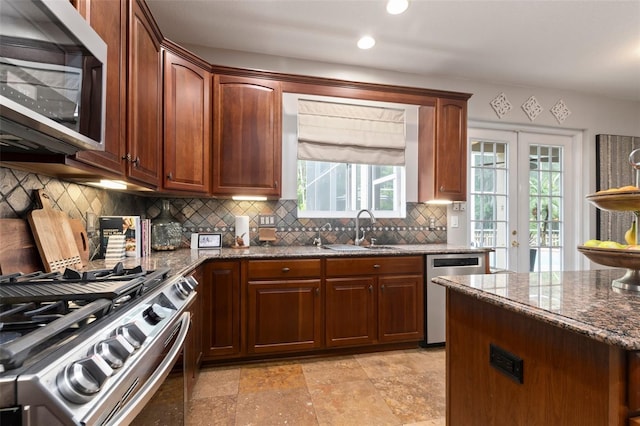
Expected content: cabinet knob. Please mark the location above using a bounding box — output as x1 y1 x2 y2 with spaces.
373 264 380 269
274 181 278 188
368 285 373 292
381 284 385 291
132 156 140 167
281 267 290 273
167 172 173 181
122 153 131 161
315 287 320 295
439 185 445 192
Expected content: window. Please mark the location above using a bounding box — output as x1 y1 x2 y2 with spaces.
297 160 406 218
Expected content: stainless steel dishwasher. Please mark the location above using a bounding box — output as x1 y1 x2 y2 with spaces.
422 253 486 345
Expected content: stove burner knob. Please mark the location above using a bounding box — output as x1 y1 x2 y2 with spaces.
57 355 113 404
143 303 168 325
174 276 198 299
91 335 135 369
115 322 147 349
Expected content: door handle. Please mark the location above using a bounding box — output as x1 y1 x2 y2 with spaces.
511 240 520 247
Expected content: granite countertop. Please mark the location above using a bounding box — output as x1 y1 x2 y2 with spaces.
432 269 640 351
87 244 489 278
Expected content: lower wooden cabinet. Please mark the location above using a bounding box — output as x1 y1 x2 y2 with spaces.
180 266 203 403
326 256 424 348
201 256 424 362
202 261 241 360
246 259 323 354
247 279 323 354
326 277 376 347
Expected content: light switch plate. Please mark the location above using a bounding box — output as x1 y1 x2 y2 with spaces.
451 215 459 228
258 214 276 227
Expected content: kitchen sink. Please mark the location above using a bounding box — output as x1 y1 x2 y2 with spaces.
323 244 368 251
364 245 400 250
323 244 401 251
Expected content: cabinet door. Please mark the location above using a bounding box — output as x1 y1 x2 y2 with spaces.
202 261 241 359
435 98 467 201
163 50 211 193
378 275 424 342
213 75 282 197
247 279 322 354
325 277 376 347
418 98 468 202
127 0 162 187
74 0 127 176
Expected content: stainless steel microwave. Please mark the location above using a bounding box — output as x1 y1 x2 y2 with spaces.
0 0 107 155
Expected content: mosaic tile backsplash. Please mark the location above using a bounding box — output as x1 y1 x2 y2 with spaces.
1 167 447 257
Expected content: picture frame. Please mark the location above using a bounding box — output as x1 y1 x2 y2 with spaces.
197 233 222 249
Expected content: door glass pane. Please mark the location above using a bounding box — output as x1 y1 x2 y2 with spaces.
470 140 509 270
529 144 563 271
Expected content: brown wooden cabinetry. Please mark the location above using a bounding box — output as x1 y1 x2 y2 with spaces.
126 0 162 187
213 75 282 198
202 261 241 360
246 259 322 354
418 98 468 202
325 256 424 347
184 266 203 401
447 290 633 425
74 0 127 176
74 0 162 189
162 47 211 194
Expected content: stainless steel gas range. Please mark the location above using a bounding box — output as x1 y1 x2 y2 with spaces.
0 263 197 425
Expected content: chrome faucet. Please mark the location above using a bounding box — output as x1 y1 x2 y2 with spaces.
314 222 332 247
355 209 376 246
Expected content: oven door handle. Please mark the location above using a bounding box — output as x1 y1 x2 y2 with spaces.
106 311 191 425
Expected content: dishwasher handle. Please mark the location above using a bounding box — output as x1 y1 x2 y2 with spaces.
432 257 480 268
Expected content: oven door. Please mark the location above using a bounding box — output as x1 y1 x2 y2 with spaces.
105 311 191 426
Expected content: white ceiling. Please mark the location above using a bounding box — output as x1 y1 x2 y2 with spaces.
146 0 640 102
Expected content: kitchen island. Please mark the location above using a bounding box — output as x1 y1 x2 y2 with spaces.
433 269 640 426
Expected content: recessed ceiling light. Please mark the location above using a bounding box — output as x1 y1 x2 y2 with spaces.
357 36 376 50
386 0 409 15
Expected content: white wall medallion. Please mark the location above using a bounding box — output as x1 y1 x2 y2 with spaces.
550 99 571 124
490 92 512 119
521 96 543 121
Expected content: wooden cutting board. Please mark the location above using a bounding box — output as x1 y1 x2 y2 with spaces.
0 218 43 274
27 189 83 272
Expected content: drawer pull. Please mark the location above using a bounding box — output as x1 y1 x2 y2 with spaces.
281 267 290 273
373 264 381 269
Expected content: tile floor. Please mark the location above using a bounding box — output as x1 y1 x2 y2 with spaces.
188 347 446 426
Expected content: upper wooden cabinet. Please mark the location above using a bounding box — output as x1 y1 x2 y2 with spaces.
126 0 162 188
162 47 211 194
213 75 282 198
418 98 468 202
73 0 127 176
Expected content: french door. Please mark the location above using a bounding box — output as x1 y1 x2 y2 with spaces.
468 128 577 272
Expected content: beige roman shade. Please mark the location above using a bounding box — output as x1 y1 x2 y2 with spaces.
297 99 406 166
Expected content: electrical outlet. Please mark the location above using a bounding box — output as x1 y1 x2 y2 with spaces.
459 202 467 211
258 214 276 227
452 203 460 211
86 212 96 235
